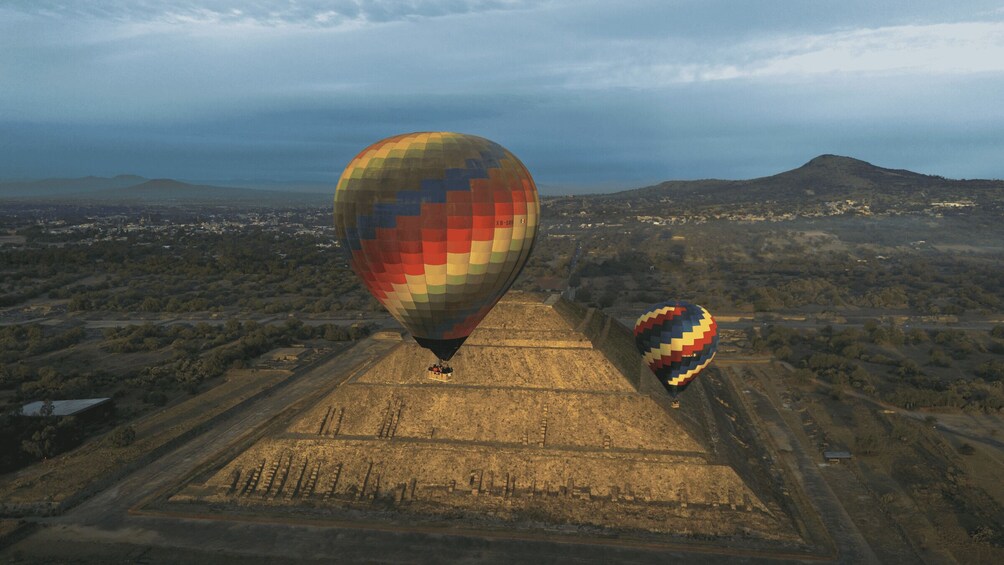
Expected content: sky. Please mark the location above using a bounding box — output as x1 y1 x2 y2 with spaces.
1 1 1003 193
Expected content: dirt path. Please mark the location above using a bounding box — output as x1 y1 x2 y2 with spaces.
728 367 881 564
811 378 1004 453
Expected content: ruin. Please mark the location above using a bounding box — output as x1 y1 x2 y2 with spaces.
169 293 809 546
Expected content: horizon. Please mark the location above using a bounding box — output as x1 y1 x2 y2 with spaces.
3 152 1001 198
2 2 1003 189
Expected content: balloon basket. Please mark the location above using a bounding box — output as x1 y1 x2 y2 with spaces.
428 364 454 382
671 400 681 409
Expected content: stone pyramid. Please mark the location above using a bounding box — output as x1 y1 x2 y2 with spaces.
178 293 799 541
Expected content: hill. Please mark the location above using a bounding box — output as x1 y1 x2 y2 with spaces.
0 175 145 198
83 179 327 207
0 176 328 208
600 155 1004 211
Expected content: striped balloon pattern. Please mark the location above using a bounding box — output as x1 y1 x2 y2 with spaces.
634 301 718 396
334 132 539 361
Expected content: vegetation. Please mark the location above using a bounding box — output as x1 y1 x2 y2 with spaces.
0 160 1001 561
0 305 370 474
108 425 136 447
0 315 369 473
560 219 1004 316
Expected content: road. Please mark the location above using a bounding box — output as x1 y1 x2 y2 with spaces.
613 315 1001 333
0 310 395 329
753 368 969 564
727 367 881 564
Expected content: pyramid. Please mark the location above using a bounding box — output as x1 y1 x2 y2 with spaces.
173 294 801 542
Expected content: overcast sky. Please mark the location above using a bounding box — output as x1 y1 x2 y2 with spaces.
1 1 1002 192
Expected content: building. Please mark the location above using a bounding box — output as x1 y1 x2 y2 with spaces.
823 450 852 463
21 398 114 423
270 348 310 363
534 276 568 293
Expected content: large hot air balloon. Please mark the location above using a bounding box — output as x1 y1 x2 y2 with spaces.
634 301 718 407
334 132 539 371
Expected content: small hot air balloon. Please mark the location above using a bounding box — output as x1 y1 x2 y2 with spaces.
634 301 718 407
334 132 539 375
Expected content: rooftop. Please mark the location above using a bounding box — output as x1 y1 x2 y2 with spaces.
21 398 112 417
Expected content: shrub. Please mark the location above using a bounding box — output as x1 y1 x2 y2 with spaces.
144 391 167 406
109 425 136 447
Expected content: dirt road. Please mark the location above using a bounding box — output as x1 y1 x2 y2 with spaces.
728 368 882 564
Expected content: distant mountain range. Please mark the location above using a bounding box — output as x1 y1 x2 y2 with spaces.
0 175 331 207
2 156 1001 209
599 155 1003 208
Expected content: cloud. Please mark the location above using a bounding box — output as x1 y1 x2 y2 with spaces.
3 1 1004 184
752 21 1004 75
559 20 1004 89
5 0 541 29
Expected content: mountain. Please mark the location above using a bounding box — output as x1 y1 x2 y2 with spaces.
604 155 1003 207
85 179 325 206
0 175 146 198
0 176 329 207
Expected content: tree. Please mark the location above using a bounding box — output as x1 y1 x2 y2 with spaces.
323 325 347 341
897 359 924 379
774 345 793 361
907 329 929 344
976 360 1004 382
928 348 952 367
21 425 57 459
109 425 136 447
791 368 814 384
870 326 890 345
284 318 304 333
347 325 369 341
841 344 864 359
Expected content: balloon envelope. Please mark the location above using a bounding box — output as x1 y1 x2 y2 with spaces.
334 132 539 361
634 301 718 396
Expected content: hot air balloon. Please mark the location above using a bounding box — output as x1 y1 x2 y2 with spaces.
634 301 718 408
334 132 539 376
